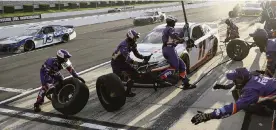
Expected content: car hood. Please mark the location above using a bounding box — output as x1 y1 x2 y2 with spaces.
0 36 32 45
130 43 186 62
242 7 262 11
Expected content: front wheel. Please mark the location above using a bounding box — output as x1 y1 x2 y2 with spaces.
51 77 89 115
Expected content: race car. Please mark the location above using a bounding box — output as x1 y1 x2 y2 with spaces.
0 25 76 53
130 22 219 81
229 2 262 17
108 8 121 13
133 11 166 26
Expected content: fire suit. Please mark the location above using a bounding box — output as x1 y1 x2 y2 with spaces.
161 26 189 85
265 39 276 77
35 58 79 105
210 76 276 119
225 22 239 42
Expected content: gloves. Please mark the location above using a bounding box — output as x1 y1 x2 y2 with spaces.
191 111 212 125
224 38 230 43
213 84 226 90
143 55 152 61
255 70 265 74
77 77 86 83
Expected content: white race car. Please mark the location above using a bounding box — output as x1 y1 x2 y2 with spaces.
131 22 219 73
0 25 76 53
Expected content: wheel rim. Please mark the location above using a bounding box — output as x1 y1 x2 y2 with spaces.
232 44 243 58
100 82 117 105
24 42 34 51
57 84 75 105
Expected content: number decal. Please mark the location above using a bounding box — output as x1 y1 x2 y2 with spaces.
43 34 54 44
254 77 269 85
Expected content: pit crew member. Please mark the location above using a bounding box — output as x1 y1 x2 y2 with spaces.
191 67 276 125
161 16 196 89
225 19 239 42
34 49 86 112
111 30 151 97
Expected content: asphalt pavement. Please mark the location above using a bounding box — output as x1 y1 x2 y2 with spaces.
0 3 273 130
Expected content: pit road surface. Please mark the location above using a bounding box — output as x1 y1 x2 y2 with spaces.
0 2 273 130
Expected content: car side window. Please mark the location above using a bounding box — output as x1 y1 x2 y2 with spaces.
203 25 210 34
192 25 204 40
43 27 55 34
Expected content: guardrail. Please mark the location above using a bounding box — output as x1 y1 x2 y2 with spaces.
0 2 218 39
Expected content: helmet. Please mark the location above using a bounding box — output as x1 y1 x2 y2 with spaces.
56 49 72 63
226 67 251 88
127 29 140 43
249 28 268 52
166 16 178 27
225 19 231 25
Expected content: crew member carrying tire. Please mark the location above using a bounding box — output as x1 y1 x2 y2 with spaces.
191 67 276 126
249 28 276 77
111 30 151 97
34 49 86 112
224 19 239 43
161 16 196 89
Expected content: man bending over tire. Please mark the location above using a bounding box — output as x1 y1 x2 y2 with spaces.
161 16 196 89
249 28 276 77
191 67 276 126
111 30 151 97
224 19 239 42
34 49 86 112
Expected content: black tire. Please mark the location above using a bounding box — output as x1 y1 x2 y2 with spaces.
62 34 69 43
96 73 126 112
212 38 218 56
181 54 190 74
226 39 250 61
51 77 89 115
24 40 35 52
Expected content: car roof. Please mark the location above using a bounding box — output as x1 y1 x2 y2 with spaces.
153 22 196 29
27 25 62 30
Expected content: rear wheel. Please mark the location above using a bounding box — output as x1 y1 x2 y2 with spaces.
24 41 35 52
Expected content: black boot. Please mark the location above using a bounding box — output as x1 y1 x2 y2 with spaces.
126 80 136 97
34 103 41 112
182 82 197 90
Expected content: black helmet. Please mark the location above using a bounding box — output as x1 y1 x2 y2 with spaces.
249 28 268 52
225 19 231 25
166 16 178 27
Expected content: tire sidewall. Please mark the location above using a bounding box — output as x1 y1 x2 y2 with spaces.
226 39 249 61
24 41 35 52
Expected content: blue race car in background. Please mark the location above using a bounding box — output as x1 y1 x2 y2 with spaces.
0 25 76 53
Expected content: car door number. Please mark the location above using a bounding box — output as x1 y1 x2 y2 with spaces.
43 34 54 44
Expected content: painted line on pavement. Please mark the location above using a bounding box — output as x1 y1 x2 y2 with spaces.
0 87 28 93
0 107 123 130
0 60 111 105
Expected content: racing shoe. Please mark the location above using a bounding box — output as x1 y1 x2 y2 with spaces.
182 82 197 90
34 103 41 112
126 91 136 97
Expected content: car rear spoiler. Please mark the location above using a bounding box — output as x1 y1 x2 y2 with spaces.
63 25 74 28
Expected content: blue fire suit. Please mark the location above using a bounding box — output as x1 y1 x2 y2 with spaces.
35 57 79 105
161 26 189 84
265 39 276 77
211 76 276 119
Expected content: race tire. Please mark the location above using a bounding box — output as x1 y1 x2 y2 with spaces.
62 34 69 43
226 39 250 61
24 40 35 52
51 77 89 115
180 54 190 74
96 73 126 112
212 38 218 57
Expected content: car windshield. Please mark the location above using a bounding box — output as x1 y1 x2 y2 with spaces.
142 12 155 16
244 3 260 8
21 29 40 36
140 27 185 44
